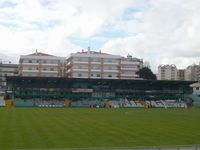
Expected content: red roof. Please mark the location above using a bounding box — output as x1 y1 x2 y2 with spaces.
27 52 56 57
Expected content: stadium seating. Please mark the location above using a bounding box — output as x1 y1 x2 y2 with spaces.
109 100 120 108
71 100 102 108
163 100 187 108
12 97 188 108
146 100 187 108
15 98 65 107
15 98 34 107
36 99 64 107
109 99 144 108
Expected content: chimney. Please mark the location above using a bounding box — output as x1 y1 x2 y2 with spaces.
36 49 38 55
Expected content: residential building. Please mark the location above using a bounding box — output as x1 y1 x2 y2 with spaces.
65 50 143 79
0 63 18 91
157 64 177 80
184 64 199 81
19 50 65 77
197 62 200 81
177 69 185 81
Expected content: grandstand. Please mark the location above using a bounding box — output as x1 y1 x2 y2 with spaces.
4 76 195 108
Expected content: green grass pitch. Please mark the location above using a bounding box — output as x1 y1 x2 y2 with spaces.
0 108 200 149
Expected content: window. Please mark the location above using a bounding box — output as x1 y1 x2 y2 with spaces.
43 68 47 71
43 60 47 64
28 60 32 63
196 87 199 90
92 58 101 62
96 66 100 69
28 68 32 70
108 74 112 77
91 74 93 77
78 73 82 77
50 68 54 71
36 60 40 63
96 74 100 77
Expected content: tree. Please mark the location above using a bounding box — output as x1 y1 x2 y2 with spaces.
137 67 157 80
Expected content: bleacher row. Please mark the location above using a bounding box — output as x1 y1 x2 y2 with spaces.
0 98 187 108
109 99 187 108
14 98 65 107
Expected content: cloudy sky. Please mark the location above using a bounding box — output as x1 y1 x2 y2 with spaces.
0 0 200 72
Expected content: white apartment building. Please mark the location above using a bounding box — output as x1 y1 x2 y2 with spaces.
198 62 200 81
177 69 185 81
65 50 143 79
184 65 199 81
157 64 177 80
0 63 18 90
19 51 65 77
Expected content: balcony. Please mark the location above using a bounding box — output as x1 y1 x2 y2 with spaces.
41 63 59 66
72 75 89 78
73 68 88 72
91 62 101 65
121 61 140 65
120 73 138 77
22 70 39 73
73 61 88 64
91 69 101 72
103 69 118 73
103 62 119 65
41 70 58 73
22 63 39 66
121 67 138 71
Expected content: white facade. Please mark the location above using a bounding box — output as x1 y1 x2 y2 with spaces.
0 63 18 90
157 64 177 80
184 65 199 81
177 69 185 81
190 82 200 95
66 50 143 79
19 51 65 77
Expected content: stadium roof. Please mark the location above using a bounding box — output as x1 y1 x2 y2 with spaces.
6 76 195 89
190 82 200 88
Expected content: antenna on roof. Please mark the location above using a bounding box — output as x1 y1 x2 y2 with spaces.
36 49 38 54
88 46 90 51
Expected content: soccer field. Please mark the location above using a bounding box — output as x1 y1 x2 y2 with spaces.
0 108 200 149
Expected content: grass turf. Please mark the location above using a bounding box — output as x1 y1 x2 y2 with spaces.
0 108 200 149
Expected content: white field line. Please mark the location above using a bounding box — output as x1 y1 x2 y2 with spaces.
18 144 200 150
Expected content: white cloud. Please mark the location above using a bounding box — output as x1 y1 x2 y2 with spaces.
0 0 200 73
0 0 135 59
101 0 200 72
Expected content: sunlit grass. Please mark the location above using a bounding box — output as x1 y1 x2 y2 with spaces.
0 108 200 149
